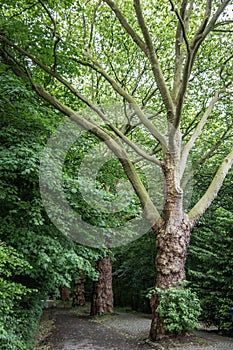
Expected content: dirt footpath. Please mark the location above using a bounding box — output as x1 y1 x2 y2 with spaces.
35 307 233 350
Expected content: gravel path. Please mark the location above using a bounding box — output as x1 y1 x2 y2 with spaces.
45 308 149 350
39 307 233 350
95 311 233 350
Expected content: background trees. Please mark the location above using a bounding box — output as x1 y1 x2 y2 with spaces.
0 66 100 349
187 170 233 335
0 0 232 342
188 206 233 335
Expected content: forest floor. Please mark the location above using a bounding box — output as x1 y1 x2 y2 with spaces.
34 304 233 350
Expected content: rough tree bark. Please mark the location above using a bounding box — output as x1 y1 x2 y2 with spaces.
149 147 191 339
150 216 191 339
72 273 86 307
90 256 114 315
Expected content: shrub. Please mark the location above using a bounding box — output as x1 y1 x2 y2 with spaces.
154 281 202 334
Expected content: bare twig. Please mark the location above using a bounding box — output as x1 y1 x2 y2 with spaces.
220 54 233 82
131 62 148 96
142 86 159 106
8 3 37 20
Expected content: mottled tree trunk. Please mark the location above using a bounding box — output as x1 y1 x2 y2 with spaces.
90 256 114 315
150 216 191 340
72 276 86 307
150 149 192 340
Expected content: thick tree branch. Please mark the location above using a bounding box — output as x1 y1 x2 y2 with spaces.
33 84 162 228
133 0 175 121
0 35 162 227
180 90 222 177
172 0 192 104
0 35 109 121
72 54 168 150
103 0 175 120
174 0 231 128
103 0 146 52
188 148 233 227
1 35 164 165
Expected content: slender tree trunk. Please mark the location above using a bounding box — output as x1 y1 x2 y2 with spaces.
90 256 114 315
150 215 191 340
72 276 86 307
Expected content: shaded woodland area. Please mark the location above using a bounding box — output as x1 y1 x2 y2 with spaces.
0 1 232 349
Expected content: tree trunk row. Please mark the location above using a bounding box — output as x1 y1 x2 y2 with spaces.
59 256 114 316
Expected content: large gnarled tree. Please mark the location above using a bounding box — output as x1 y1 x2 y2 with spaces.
0 0 232 340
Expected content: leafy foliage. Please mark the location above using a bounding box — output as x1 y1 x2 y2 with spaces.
0 242 31 313
0 65 101 348
153 282 201 334
0 241 40 350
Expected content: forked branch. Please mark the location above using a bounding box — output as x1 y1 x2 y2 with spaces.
72 54 168 149
175 0 231 127
33 84 161 226
169 0 190 53
181 127 232 189
104 0 175 121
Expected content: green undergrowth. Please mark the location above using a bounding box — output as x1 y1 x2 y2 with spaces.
33 310 54 350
